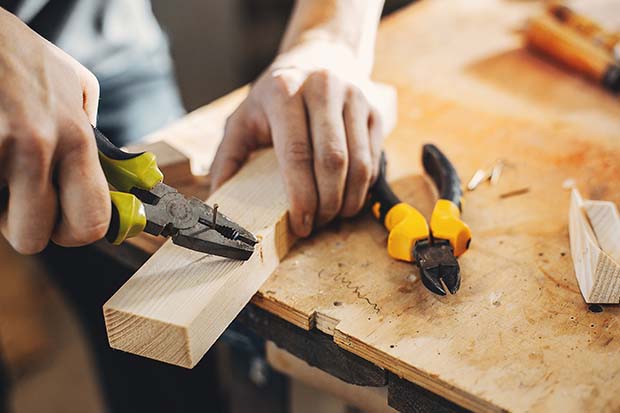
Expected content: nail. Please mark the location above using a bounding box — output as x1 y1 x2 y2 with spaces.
213 203 219 227
303 214 313 235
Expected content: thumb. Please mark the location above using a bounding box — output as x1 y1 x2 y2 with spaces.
210 106 259 192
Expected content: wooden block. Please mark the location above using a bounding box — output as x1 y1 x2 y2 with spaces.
103 149 294 368
569 188 620 303
125 141 195 187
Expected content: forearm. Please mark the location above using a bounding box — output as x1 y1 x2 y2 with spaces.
279 0 384 74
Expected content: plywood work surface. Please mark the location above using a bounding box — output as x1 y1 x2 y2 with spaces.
111 1 620 412
259 1 620 411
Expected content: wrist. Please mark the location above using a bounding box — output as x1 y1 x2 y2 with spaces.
271 38 372 80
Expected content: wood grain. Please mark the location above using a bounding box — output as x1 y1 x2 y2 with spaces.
103 0 620 411
254 1 620 412
569 188 620 303
104 149 294 367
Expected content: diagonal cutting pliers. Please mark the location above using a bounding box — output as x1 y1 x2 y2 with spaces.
370 144 472 295
93 126 257 260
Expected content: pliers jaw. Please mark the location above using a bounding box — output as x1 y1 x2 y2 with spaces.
414 239 461 296
174 200 257 260
138 183 257 260
172 229 256 260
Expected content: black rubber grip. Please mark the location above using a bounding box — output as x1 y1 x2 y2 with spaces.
105 200 120 243
369 151 401 223
602 64 620 94
92 126 142 161
422 144 463 209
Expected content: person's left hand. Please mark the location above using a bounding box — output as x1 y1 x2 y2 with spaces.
210 40 392 238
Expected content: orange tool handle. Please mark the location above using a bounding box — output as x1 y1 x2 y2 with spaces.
524 14 620 93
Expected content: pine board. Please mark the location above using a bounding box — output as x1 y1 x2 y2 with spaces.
104 149 293 368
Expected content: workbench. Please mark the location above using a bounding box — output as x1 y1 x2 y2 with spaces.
101 1 620 412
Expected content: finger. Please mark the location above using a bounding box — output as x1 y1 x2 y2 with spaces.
368 106 384 184
341 88 372 218
1 128 57 254
303 71 348 227
51 120 110 246
210 103 260 192
268 92 317 238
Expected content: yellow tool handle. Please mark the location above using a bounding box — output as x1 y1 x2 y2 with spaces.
372 202 429 262
93 126 164 193
429 199 471 257
388 205 427 262
106 191 147 245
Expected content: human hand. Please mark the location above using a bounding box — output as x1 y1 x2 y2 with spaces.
0 8 110 254
210 40 394 237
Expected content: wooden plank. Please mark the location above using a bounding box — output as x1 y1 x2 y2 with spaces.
569 188 620 303
140 86 249 176
125 141 194 187
103 149 294 368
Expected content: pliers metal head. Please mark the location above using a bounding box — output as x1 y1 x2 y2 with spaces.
414 239 461 296
134 183 257 260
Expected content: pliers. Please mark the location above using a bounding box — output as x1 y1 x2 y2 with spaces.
370 144 472 295
93 126 257 260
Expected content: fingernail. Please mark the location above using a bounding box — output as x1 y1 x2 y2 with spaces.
302 214 313 235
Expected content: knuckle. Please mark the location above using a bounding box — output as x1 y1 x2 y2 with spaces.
66 121 94 152
345 85 365 103
284 141 313 164
305 70 338 100
309 69 331 85
368 108 383 133
319 147 347 172
270 73 294 98
351 159 372 185
15 126 56 166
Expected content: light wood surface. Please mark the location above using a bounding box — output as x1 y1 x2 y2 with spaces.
103 0 620 411
104 149 294 367
569 189 620 303
252 1 620 412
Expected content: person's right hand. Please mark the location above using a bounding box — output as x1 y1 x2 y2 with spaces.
0 8 110 254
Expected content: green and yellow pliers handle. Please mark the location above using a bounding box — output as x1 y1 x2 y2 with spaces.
92 126 164 245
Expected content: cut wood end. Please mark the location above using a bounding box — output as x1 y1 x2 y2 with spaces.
103 307 195 368
569 188 620 304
